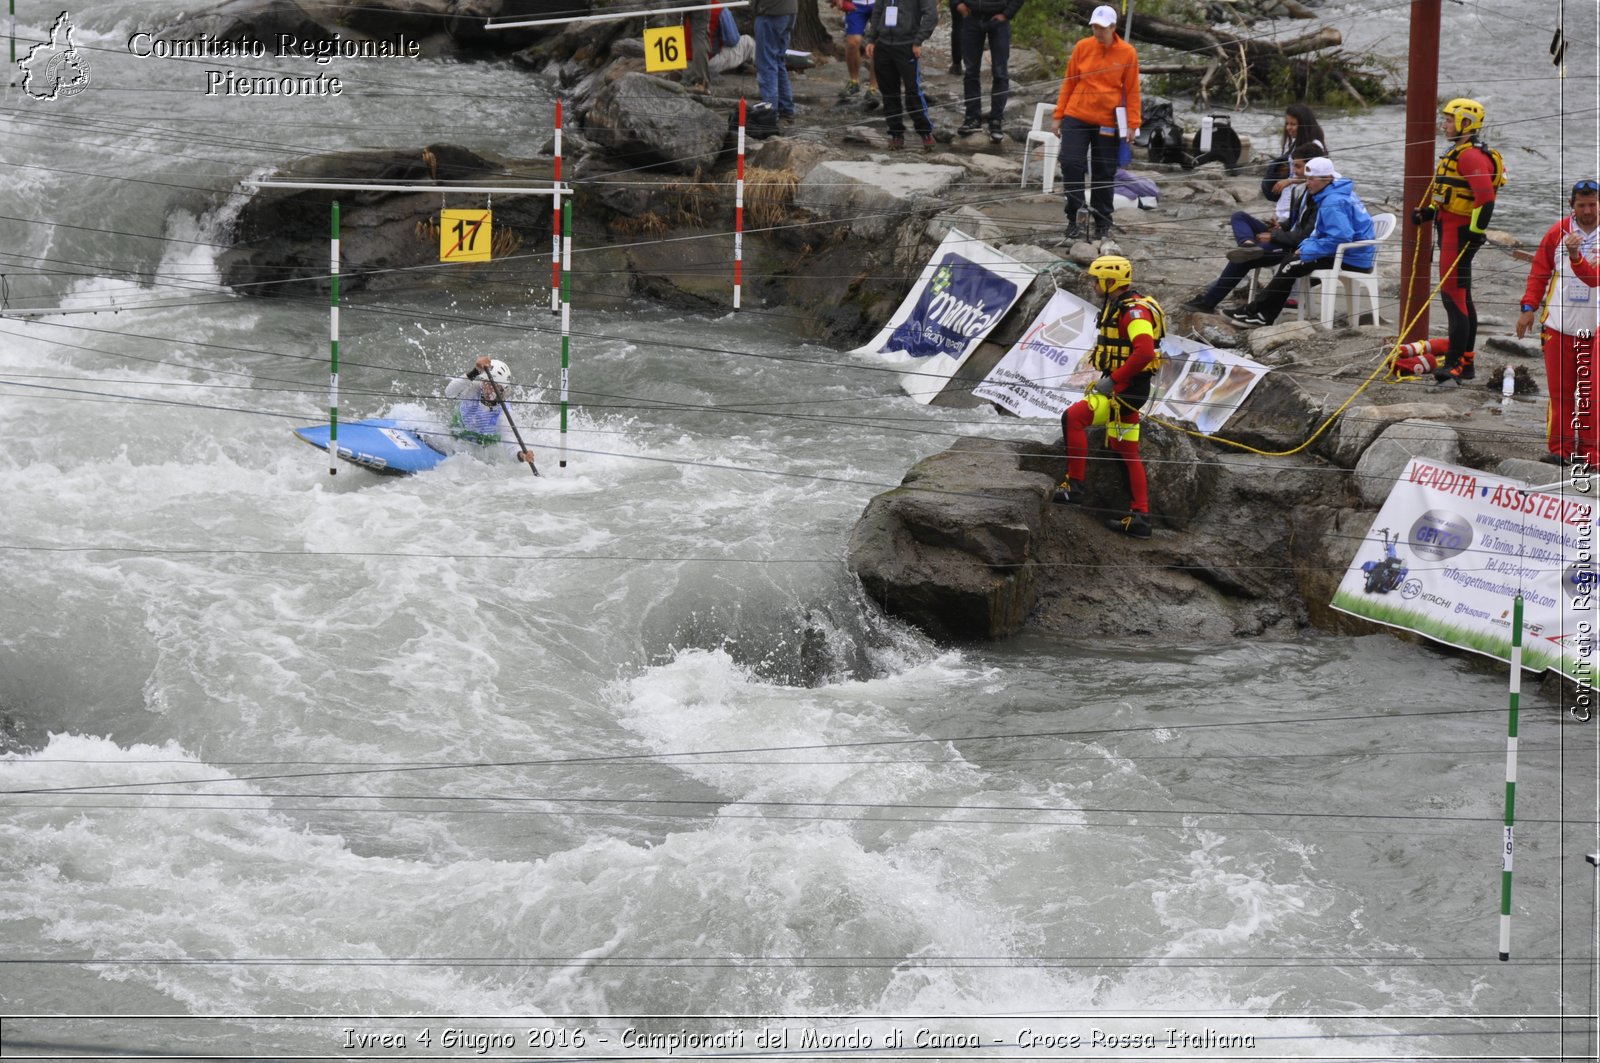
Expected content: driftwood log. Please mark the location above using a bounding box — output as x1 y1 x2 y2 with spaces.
1076 0 1394 106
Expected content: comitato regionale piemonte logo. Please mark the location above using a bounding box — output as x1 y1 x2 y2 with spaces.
19 11 92 101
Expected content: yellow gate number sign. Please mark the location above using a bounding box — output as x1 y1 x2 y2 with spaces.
440 209 492 263
643 26 687 72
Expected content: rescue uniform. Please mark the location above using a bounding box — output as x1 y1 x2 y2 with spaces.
1520 217 1600 463
1422 138 1503 377
1062 288 1163 514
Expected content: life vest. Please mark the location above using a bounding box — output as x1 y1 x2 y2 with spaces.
1428 140 1506 216
452 396 503 445
1088 291 1166 373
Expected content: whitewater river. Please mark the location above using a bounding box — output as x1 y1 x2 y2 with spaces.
1 0 1597 1058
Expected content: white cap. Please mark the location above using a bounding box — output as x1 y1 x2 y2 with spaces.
1089 4 1118 26
1305 156 1341 180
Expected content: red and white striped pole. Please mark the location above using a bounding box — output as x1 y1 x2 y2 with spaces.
551 98 563 314
734 97 745 311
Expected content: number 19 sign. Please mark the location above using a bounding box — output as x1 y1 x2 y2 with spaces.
440 209 492 263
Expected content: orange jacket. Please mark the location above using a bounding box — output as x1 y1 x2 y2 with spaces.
1052 33 1140 131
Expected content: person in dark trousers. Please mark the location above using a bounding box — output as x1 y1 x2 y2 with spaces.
1185 145 1322 312
866 0 940 150
753 0 798 121
1414 97 1504 384
1224 157 1374 328
1051 255 1165 539
1050 4 1140 240
951 0 1023 142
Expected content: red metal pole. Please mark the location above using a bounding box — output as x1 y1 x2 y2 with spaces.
1399 0 1440 343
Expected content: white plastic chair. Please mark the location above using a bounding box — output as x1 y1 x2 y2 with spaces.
1295 212 1397 328
1021 103 1059 194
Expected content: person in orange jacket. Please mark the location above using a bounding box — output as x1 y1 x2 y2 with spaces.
1050 4 1140 242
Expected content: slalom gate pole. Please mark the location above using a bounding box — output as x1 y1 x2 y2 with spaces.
1499 592 1523 960
734 97 745 310
552 98 563 314
328 200 340 476
9 0 15 67
559 199 571 468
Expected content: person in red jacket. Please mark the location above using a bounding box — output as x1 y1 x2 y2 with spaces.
1517 178 1600 466
1050 5 1139 242
1051 255 1164 539
1412 97 1505 384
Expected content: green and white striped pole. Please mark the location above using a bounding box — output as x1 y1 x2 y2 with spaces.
559 198 571 469
1499 592 1523 961
328 200 340 476
10 0 16 67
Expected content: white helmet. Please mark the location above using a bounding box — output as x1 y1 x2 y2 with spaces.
484 359 510 385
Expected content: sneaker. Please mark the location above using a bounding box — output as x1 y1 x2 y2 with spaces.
1106 512 1153 539
887 133 904 150
841 80 861 97
863 87 882 111
1051 478 1083 505
1063 220 1084 242
957 119 983 136
1226 244 1266 265
1540 451 1567 466
1181 297 1215 313
948 60 963 76
922 133 936 152
1224 307 1269 328
779 112 796 125
989 123 1004 143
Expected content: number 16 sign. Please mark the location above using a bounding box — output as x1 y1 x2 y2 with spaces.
440 209 492 263
643 25 687 71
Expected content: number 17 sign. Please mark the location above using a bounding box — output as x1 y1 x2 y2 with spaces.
440 209 492 262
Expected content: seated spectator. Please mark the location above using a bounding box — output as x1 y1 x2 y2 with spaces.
1225 157 1375 328
708 7 757 77
1260 103 1329 202
1184 144 1323 313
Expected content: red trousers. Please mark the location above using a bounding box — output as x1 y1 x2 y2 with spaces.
1543 327 1599 463
1063 398 1149 513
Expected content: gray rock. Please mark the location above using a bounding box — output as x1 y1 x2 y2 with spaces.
794 159 965 239
1247 319 1317 358
585 72 727 175
927 207 1002 245
1322 401 1466 468
1353 419 1461 506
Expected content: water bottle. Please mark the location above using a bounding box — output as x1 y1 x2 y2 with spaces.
1502 366 1515 398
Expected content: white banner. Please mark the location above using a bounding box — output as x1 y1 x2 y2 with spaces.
1148 339 1271 436
852 230 1036 404
973 299 1267 435
1331 457 1599 685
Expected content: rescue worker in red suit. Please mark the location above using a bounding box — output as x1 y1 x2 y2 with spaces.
1517 178 1600 466
1411 97 1504 384
1051 255 1163 539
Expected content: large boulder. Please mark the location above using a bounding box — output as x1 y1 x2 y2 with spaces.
849 437 1055 641
1353 419 1461 506
584 73 728 175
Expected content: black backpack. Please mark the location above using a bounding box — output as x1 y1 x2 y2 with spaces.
745 102 780 140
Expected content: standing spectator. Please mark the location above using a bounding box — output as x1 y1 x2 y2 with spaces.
1050 4 1140 241
1517 178 1600 466
681 6 712 92
952 0 1023 142
1259 103 1328 201
1412 97 1505 383
829 0 881 107
1185 145 1322 313
754 0 798 122
1224 157 1374 328
947 7 963 74
866 0 940 151
1050 255 1165 539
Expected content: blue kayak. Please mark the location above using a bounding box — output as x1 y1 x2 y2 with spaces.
293 418 448 476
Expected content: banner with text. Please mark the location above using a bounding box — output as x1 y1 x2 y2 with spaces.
852 231 1036 405
1330 457 1598 685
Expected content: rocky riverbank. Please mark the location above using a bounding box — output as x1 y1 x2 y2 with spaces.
203 0 1559 658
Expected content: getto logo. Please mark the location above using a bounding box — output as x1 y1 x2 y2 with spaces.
19 11 92 101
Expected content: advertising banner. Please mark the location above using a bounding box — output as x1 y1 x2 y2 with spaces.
974 302 1267 435
1148 338 1271 436
1331 457 1598 685
852 231 1036 404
